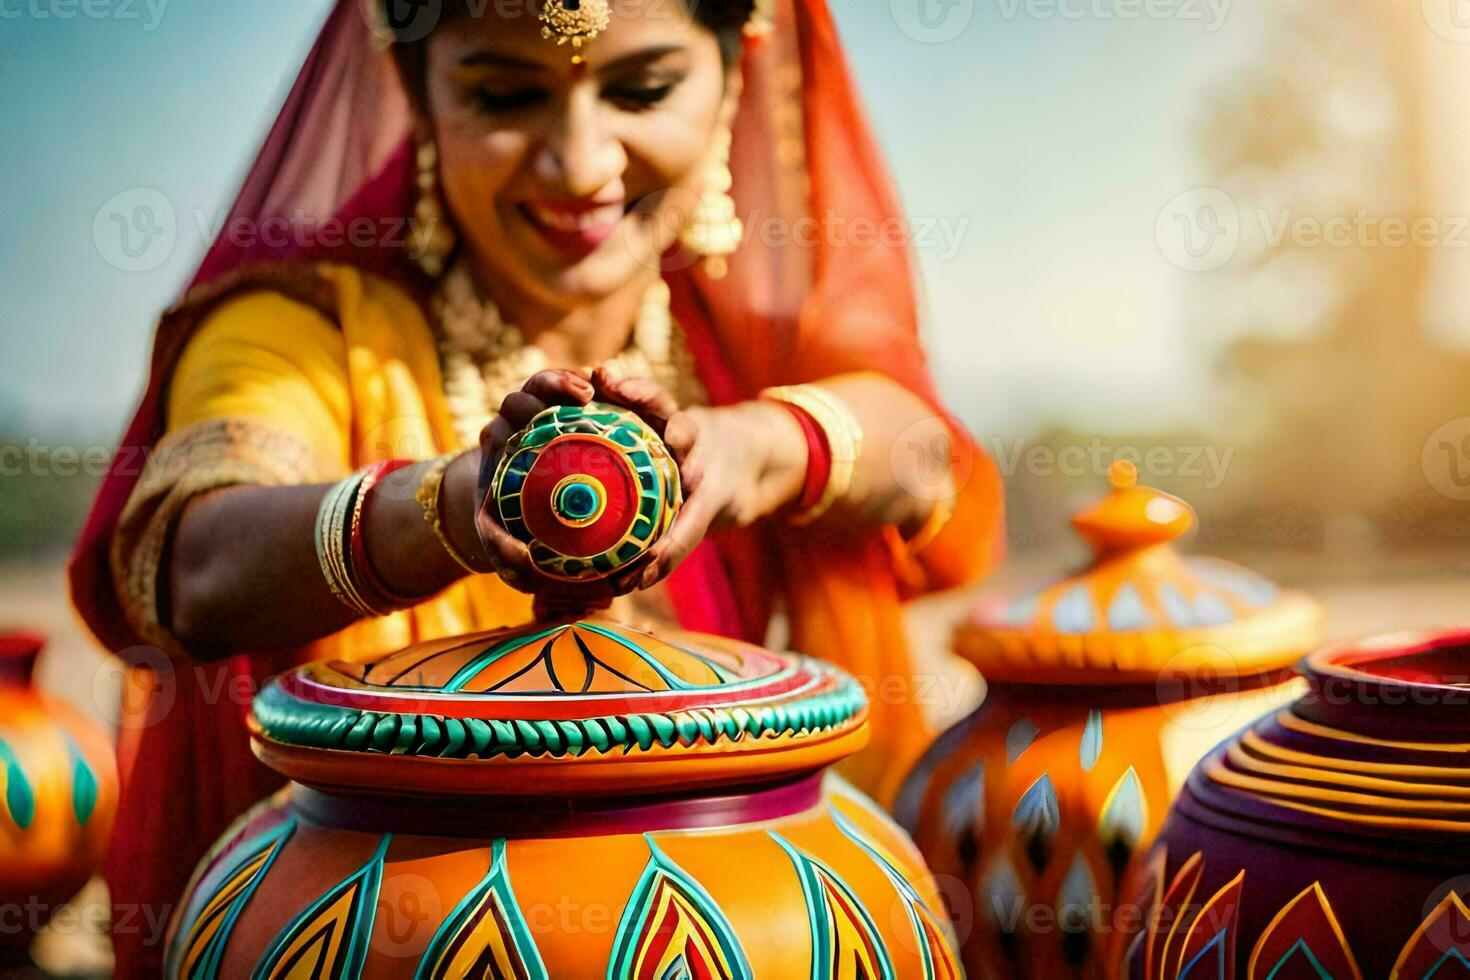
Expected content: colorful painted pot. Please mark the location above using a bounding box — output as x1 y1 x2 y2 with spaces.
0 631 117 962
1118 627 1470 979
165 403 961 978
895 462 1324 978
165 619 960 978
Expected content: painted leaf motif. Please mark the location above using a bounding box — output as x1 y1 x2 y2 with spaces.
417 839 546 980
831 808 960 980
1079 709 1104 772
170 818 297 980
1098 766 1148 854
65 733 98 825
608 836 751 980
1391 892 1470 980
1149 851 1202 980
0 737 34 830
1247 883 1363 980
252 834 390 980
1176 871 1242 980
771 832 895 980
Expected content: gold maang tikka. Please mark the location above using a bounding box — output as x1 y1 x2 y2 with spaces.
539 0 611 62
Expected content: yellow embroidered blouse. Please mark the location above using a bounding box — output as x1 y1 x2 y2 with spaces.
111 265 536 662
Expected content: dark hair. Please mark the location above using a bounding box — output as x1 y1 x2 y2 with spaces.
384 0 756 107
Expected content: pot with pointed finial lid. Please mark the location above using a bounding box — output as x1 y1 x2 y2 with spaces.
164 403 961 979
895 461 1324 978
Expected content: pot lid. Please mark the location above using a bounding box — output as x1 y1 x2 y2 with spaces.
251 618 869 797
957 461 1323 683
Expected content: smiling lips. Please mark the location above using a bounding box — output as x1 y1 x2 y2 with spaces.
520 199 627 256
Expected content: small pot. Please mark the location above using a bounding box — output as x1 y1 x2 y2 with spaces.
897 463 1323 977
0 631 117 963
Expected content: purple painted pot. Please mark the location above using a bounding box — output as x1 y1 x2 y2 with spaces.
1120 628 1470 978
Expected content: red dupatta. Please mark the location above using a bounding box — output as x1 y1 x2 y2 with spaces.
69 2 1004 975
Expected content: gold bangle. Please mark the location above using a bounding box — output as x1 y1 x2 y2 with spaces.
759 383 863 526
315 471 379 617
416 454 481 574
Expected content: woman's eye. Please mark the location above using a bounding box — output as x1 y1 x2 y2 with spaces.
474 88 548 112
606 83 675 110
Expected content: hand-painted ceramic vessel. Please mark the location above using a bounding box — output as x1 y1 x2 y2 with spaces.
491 402 681 583
895 462 1324 978
0 632 117 962
166 404 961 979
1118 627 1470 979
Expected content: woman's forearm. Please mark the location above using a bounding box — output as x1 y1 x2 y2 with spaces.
167 452 487 657
813 373 952 534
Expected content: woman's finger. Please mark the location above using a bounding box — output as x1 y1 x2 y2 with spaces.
498 391 551 430
473 493 537 590
591 370 679 434
638 484 722 588
521 368 594 407
662 410 700 456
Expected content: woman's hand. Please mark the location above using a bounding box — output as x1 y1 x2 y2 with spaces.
473 368 809 597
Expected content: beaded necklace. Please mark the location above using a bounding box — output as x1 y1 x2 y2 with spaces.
432 261 705 449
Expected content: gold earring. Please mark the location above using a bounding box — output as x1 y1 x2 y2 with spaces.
408 138 456 279
679 125 743 279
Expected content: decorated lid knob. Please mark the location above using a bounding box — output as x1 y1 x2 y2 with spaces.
490 402 680 583
1070 460 1195 553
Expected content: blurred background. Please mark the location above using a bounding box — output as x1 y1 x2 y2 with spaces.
4 0 1470 968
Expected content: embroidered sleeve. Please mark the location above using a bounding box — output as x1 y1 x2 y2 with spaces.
108 290 352 653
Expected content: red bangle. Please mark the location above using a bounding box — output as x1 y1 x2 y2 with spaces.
348 459 417 611
775 401 832 514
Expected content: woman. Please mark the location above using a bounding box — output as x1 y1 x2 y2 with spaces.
70 0 1003 974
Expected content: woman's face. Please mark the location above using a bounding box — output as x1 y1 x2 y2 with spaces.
423 2 734 309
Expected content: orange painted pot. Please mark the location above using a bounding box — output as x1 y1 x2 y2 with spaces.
0 632 118 961
165 620 962 979
896 464 1323 978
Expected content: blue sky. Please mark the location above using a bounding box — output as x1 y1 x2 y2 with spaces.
0 0 1260 438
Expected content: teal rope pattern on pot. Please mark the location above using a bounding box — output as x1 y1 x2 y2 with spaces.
252 663 866 761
